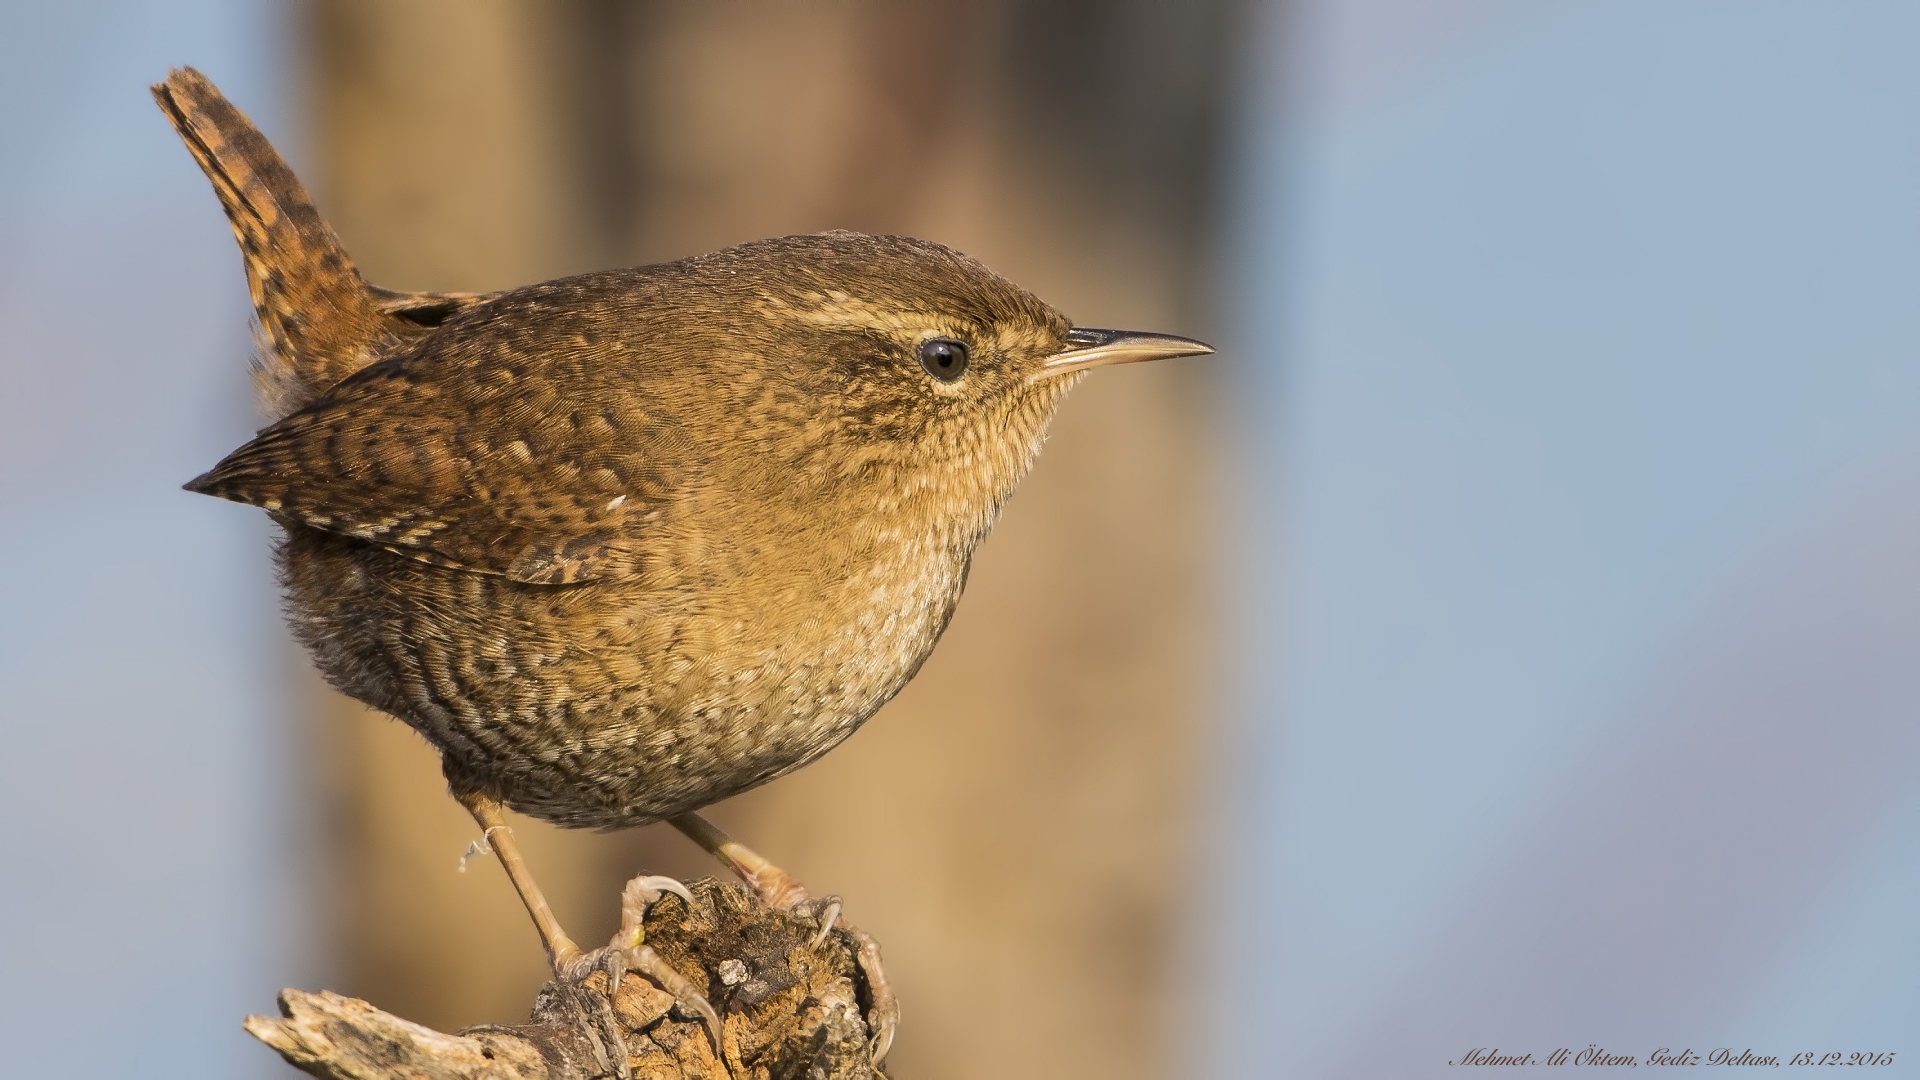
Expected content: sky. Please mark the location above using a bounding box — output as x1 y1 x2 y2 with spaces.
1215 1 1920 1074
0 3 299 1076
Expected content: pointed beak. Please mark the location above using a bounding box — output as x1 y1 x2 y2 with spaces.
1034 327 1215 381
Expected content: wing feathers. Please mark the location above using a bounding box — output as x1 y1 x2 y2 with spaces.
187 354 686 585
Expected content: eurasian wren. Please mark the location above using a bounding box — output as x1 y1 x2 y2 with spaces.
156 66 1208 1062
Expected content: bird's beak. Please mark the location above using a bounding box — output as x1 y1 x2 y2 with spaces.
1033 327 1215 381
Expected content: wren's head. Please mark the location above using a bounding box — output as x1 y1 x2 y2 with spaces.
697 232 1211 541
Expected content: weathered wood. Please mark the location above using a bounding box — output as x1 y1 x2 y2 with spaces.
247 880 884 1080
246 991 554 1079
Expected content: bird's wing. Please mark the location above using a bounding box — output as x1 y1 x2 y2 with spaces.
186 333 693 585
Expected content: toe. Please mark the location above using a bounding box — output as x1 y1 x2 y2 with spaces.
624 873 694 907
846 923 898 1066
600 947 627 1000
613 873 696 950
623 943 724 1060
809 895 843 948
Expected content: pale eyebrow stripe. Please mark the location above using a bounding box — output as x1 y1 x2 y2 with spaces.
755 290 946 334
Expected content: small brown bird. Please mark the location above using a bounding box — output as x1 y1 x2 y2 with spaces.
157 67 1209 1062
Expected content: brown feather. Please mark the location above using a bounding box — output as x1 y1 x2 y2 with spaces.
165 73 1126 831
152 67 497 417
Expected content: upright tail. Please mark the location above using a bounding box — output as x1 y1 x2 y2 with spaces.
153 67 493 419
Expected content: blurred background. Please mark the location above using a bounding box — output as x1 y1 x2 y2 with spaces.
2 1 1918 1078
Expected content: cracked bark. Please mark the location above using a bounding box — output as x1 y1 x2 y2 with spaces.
248 880 885 1079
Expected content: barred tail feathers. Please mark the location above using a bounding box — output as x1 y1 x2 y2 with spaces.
152 66 385 418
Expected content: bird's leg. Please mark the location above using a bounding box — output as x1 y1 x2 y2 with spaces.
456 792 631 1074
667 811 810 910
668 811 899 1065
456 791 584 973
456 793 722 1067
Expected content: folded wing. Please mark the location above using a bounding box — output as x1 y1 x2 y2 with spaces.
188 331 692 585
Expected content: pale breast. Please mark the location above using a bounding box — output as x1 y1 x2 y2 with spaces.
274 469 979 829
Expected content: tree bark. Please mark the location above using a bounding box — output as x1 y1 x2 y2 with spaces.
248 879 884 1079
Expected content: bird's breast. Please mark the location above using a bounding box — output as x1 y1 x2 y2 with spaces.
698 519 970 749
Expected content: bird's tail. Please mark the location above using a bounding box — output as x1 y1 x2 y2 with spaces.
152 67 389 418
153 67 494 419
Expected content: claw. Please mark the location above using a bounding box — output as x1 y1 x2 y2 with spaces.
630 874 695 906
602 873 724 1064
623 943 724 1061
601 947 627 1001
810 896 842 949
845 923 897 1066
665 814 890 1066
614 874 694 949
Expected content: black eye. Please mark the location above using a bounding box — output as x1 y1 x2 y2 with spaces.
918 337 970 382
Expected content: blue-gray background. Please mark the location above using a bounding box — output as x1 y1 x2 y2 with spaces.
2 1 1917 1076
1215 1 1920 1074
0 2 295 1076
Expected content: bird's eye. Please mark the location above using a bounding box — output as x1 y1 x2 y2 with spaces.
918 337 970 382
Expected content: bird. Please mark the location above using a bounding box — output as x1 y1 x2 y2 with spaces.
155 66 1210 1065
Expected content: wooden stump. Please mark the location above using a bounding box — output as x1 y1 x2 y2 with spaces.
246 879 885 1079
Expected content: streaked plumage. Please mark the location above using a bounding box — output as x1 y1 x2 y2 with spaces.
162 68 1097 829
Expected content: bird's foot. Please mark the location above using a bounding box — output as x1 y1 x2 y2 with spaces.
547 874 724 1078
794 899 898 1066
540 956 632 1080
669 814 897 1066
602 874 722 1034
774 893 897 1067
454 796 727 1074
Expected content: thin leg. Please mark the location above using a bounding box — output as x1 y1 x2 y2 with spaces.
456 791 583 973
458 792 639 1076
668 811 809 910
668 811 898 1065
458 793 723 1067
